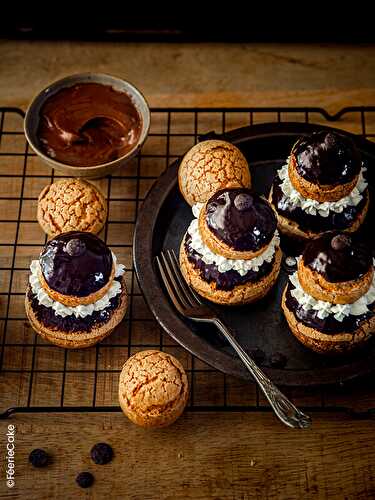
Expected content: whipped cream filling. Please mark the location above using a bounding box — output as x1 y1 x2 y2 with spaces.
187 204 280 276
29 252 125 319
277 159 367 217
289 267 375 322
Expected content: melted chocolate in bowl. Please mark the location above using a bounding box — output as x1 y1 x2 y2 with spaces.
205 188 277 252
293 131 361 185
38 83 142 167
40 231 113 296
302 232 372 283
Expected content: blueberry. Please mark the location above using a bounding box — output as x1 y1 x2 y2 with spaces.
29 449 49 468
65 238 86 257
76 472 94 488
234 193 252 211
249 348 265 365
269 352 287 368
331 234 351 251
90 443 113 465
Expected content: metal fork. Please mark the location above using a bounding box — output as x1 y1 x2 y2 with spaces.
156 249 311 429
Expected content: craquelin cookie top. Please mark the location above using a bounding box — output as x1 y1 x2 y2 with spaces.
202 188 277 257
178 139 251 206
40 231 113 297
293 131 361 186
37 178 107 236
119 350 188 424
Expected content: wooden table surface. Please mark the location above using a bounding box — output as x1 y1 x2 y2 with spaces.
1 40 375 500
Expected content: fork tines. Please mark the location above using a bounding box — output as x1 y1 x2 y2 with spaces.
156 250 202 314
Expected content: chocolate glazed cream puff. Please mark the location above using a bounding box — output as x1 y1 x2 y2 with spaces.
282 232 375 354
180 188 282 306
269 131 369 239
25 231 128 348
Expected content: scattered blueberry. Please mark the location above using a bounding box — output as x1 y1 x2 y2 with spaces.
331 234 351 251
65 238 86 257
269 352 288 369
249 348 266 365
90 443 113 465
285 256 297 268
29 449 50 468
76 471 94 488
234 193 252 211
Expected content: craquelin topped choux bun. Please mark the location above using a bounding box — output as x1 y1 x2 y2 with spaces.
178 140 251 206
180 187 282 306
25 231 128 348
269 130 369 240
282 232 375 354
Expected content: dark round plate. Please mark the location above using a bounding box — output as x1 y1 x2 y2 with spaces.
134 122 375 386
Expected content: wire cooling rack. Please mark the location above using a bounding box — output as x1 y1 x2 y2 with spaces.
1 106 375 419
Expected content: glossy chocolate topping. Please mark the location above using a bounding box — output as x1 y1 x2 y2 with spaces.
285 286 374 334
40 231 113 297
271 176 368 233
185 233 274 290
205 188 277 252
302 232 372 283
38 83 142 167
293 131 361 185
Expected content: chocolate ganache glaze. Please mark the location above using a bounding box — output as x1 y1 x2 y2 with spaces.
293 131 361 185
184 233 274 290
302 232 372 283
205 188 277 252
285 286 374 334
38 83 142 167
40 231 113 297
271 177 368 233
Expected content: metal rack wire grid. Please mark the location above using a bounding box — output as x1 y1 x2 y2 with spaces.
1 106 375 419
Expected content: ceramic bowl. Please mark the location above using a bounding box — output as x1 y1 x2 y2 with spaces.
24 73 150 178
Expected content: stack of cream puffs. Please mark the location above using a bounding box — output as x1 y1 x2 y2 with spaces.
270 131 369 239
25 231 128 348
282 232 375 354
180 187 282 305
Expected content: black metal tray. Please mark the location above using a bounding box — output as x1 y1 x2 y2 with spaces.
134 122 375 386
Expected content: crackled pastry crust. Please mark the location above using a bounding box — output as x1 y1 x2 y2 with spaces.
178 140 251 206
198 203 270 260
288 154 358 203
297 258 373 305
268 186 369 241
180 240 282 305
281 287 374 354
37 178 107 237
119 350 189 428
25 275 128 349
38 264 116 307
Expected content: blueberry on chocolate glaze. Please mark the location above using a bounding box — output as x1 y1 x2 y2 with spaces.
40 231 112 297
293 131 361 186
205 188 277 252
65 238 86 257
330 234 351 251
303 232 372 283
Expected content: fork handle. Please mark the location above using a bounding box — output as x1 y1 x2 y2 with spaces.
213 318 311 429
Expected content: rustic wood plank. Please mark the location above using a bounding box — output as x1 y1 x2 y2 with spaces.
1 411 374 499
